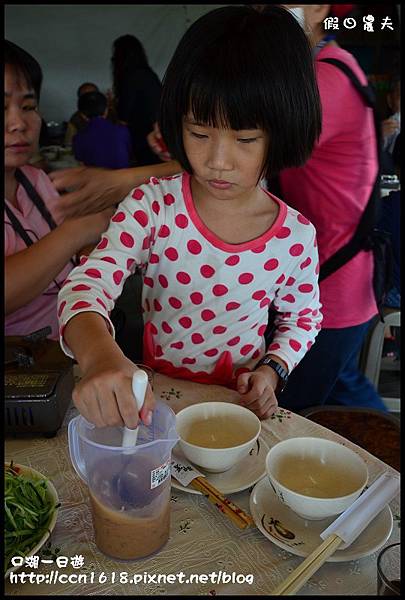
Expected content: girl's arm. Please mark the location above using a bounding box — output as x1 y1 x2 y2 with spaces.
62 311 154 429
268 227 323 373
49 161 181 220
236 224 322 419
5 209 112 315
57 179 161 427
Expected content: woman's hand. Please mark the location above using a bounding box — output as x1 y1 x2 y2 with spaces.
50 159 181 220
147 122 172 162
72 355 155 429
66 206 115 249
50 166 135 219
236 366 279 419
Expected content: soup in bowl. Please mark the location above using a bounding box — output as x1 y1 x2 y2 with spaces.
176 402 261 473
266 437 368 520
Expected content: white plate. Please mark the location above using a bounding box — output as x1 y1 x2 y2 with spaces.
171 437 269 495
250 477 393 562
5 463 60 579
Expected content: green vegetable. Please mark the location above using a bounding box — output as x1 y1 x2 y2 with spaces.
4 462 60 574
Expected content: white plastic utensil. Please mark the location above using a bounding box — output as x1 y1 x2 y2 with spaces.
319 471 399 547
122 370 149 449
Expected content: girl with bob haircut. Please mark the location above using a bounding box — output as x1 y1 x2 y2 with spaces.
160 5 321 179
57 6 323 430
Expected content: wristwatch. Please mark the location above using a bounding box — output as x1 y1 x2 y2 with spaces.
253 355 289 394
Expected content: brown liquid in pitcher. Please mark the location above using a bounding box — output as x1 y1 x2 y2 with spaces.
89 491 170 560
88 455 171 560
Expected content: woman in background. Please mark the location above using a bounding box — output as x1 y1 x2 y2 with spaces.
5 40 112 339
112 34 162 166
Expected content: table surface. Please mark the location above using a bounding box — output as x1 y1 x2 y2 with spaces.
5 373 400 596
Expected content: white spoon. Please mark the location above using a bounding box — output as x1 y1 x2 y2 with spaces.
118 369 150 506
122 370 149 449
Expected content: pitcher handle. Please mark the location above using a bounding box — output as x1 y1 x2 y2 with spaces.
68 416 87 483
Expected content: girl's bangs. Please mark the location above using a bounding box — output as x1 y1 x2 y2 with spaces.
186 76 263 131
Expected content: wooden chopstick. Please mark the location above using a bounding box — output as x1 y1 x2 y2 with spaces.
272 533 343 595
190 476 254 529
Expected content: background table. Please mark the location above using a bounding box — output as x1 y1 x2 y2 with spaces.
30 145 80 173
5 373 400 596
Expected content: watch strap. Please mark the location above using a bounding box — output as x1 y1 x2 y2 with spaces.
253 356 289 393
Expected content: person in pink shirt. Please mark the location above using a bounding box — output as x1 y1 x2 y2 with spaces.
5 40 113 340
273 5 387 411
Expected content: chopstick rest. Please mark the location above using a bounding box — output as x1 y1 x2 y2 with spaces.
271 472 400 595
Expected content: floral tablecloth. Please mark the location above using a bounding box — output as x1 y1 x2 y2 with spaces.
5 373 400 596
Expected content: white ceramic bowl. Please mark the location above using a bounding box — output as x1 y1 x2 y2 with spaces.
4 463 59 578
265 437 368 520
176 402 261 473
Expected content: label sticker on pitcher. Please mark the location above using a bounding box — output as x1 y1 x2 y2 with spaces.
150 458 171 489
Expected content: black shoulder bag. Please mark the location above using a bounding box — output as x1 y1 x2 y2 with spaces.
5 168 78 290
5 169 126 334
265 58 394 346
317 58 393 322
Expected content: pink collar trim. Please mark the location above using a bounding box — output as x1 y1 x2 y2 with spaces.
181 172 287 253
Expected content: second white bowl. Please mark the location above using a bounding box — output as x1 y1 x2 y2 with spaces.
266 437 368 520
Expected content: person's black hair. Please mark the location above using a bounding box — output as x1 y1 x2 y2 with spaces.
112 34 149 95
159 5 322 180
77 82 99 97
5 39 43 100
78 91 107 119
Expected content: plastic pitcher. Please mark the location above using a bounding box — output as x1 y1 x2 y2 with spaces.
68 400 178 560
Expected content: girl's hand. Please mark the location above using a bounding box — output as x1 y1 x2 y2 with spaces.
236 366 279 419
72 356 155 429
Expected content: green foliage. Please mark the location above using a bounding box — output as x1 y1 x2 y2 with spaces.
4 462 60 574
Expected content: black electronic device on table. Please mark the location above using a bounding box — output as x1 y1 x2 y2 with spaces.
5 327 74 438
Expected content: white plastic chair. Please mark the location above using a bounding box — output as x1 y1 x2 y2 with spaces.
359 308 401 411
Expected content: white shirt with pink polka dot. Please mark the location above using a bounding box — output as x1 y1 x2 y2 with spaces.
58 172 322 385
